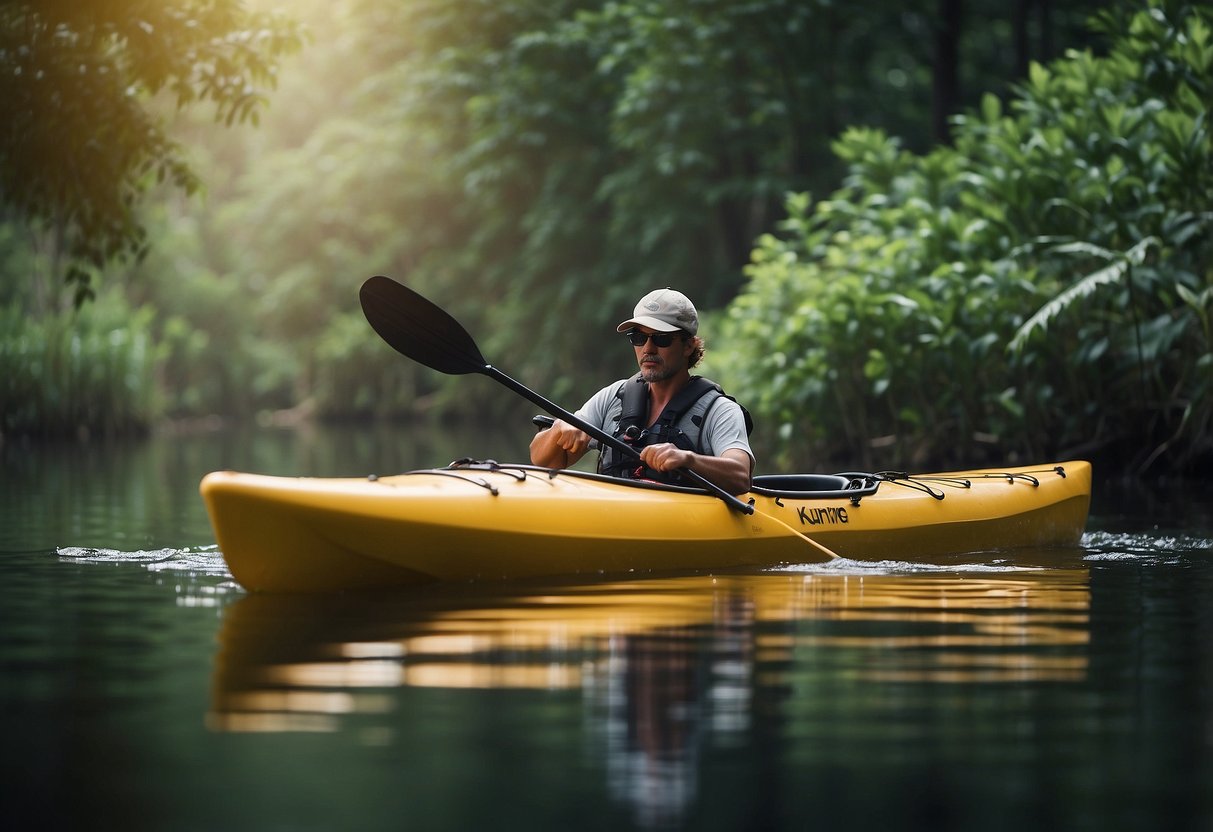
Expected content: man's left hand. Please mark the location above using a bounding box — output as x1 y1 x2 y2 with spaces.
639 443 693 472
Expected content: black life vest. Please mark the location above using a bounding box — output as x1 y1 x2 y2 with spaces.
598 373 752 484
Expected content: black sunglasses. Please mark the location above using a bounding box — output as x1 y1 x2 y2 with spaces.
624 328 680 348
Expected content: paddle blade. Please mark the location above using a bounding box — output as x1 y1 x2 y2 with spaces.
360 275 487 375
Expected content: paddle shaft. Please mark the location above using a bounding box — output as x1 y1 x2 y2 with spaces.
484 365 756 515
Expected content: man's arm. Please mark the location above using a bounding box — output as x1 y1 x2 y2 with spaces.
639 445 753 495
645 395 753 494
531 384 616 469
530 419 593 469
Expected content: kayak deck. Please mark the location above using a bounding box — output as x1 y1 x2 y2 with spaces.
201 460 1092 593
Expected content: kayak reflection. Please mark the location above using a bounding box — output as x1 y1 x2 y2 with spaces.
208 567 1089 823
208 567 1092 715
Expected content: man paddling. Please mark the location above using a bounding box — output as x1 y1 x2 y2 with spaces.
530 288 754 495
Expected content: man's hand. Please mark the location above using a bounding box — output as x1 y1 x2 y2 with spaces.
530 419 592 468
547 420 593 456
639 443 753 495
638 442 693 472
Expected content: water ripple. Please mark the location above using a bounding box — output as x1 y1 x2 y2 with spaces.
58 544 233 579
1081 530 1213 564
774 558 1038 575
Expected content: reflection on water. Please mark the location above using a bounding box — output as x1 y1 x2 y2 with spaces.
210 573 1092 711
209 570 1090 825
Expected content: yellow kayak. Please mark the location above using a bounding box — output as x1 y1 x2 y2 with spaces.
200 460 1091 593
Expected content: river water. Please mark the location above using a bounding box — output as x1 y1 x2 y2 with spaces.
2 425 1211 831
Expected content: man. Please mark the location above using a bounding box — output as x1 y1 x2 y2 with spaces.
530 288 754 495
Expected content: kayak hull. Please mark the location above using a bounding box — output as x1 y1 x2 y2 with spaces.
201 461 1091 593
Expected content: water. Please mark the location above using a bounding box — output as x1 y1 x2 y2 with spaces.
2 426 1211 831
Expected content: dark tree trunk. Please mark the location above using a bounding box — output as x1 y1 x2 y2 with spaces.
1040 0 1054 62
1015 0 1059 77
1013 0 1032 78
933 0 963 144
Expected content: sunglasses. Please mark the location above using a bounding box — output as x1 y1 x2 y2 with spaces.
624 328 680 348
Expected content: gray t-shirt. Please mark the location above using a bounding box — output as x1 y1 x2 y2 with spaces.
575 378 755 465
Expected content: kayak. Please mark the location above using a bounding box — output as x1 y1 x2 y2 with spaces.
200 459 1091 593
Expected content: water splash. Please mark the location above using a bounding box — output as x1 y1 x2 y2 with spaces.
1080 530 1213 565
57 544 239 605
58 544 230 575
772 531 1212 575
773 558 1040 575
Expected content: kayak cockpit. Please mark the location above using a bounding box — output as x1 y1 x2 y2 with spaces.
750 473 879 501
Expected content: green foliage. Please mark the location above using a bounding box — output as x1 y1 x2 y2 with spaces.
0 0 303 306
0 293 160 438
207 0 1106 420
716 1 1213 473
313 311 427 421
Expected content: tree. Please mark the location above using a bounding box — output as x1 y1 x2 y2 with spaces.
0 0 302 309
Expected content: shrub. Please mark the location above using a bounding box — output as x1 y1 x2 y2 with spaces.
0 294 160 438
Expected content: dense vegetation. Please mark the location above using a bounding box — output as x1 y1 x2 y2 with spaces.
717 2 1212 473
2 0 1209 475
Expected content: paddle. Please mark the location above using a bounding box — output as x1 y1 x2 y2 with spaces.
359 275 839 559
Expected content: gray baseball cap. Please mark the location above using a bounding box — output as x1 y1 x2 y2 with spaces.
616 288 699 335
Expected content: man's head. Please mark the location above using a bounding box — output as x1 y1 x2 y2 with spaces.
617 288 705 376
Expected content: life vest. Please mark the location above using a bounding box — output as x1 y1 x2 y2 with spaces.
598 373 753 484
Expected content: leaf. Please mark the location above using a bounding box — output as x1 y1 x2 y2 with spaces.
1008 259 1129 353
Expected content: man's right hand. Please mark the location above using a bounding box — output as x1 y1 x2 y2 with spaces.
529 419 592 468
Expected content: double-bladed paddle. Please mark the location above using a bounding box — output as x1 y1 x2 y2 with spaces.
359 274 756 514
